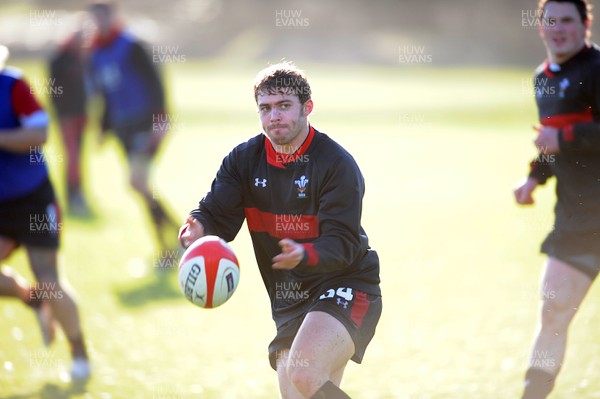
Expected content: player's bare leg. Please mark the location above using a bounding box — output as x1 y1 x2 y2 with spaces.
0 265 57 346
27 247 81 336
0 235 17 260
278 311 354 398
129 154 178 254
0 237 57 346
0 266 31 302
277 349 304 399
522 257 593 399
27 246 90 380
277 348 347 399
61 116 89 216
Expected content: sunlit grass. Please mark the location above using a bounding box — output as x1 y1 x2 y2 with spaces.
1 60 598 398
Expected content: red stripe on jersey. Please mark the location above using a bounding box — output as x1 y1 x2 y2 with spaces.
245 208 319 240
11 79 43 117
301 243 319 267
350 290 370 328
266 125 315 168
541 108 594 128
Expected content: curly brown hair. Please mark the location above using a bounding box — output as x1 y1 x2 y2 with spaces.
253 61 311 105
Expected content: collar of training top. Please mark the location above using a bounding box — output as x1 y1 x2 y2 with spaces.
91 25 124 48
265 125 315 169
544 44 591 77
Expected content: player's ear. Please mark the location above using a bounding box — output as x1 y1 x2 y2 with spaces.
303 99 313 116
584 19 591 35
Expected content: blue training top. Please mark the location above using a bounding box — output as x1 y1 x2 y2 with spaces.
0 68 49 202
90 31 157 128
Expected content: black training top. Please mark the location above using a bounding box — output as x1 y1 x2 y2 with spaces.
191 126 381 328
529 44 600 234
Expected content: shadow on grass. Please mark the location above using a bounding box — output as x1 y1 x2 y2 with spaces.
5 380 89 399
114 268 182 307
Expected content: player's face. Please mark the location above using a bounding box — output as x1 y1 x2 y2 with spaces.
257 92 313 149
539 2 587 63
89 7 114 36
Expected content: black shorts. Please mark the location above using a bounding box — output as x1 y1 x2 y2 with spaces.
268 286 382 371
114 114 154 155
541 229 600 279
0 179 60 249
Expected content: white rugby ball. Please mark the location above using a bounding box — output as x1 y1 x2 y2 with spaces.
178 235 240 308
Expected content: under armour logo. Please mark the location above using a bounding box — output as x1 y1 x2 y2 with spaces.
254 178 267 187
336 298 349 309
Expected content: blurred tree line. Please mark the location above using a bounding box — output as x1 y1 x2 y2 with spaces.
2 0 600 66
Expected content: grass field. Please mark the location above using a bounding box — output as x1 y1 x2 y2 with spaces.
1 60 599 399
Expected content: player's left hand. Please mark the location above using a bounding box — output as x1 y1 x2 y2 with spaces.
272 239 304 270
534 125 560 154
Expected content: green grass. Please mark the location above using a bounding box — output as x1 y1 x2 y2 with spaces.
1 60 599 398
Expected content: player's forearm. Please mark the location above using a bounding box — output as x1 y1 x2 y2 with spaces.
189 201 245 243
297 231 365 273
528 158 553 184
0 127 47 153
188 156 246 242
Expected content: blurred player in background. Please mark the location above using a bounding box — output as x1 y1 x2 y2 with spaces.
88 0 179 257
513 0 599 397
179 62 382 399
49 15 92 216
0 45 91 381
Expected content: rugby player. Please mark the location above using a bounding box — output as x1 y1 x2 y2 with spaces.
49 18 90 216
88 1 179 257
514 1 600 397
0 45 91 381
179 62 382 398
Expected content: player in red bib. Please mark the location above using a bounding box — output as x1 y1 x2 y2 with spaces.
88 1 180 260
49 18 91 216
0 45 91 382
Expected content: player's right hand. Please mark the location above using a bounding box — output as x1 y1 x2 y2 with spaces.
514 177 539 205
178 216 205 249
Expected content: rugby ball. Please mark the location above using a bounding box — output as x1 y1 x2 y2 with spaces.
178 235 240 308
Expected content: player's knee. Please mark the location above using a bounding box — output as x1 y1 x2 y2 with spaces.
129 175 147 195
539 296 573 331
32 277 67 302
0 238 17 260
287 364 322 397
0 265 15 279
0 247 11 261
31 265 60 285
